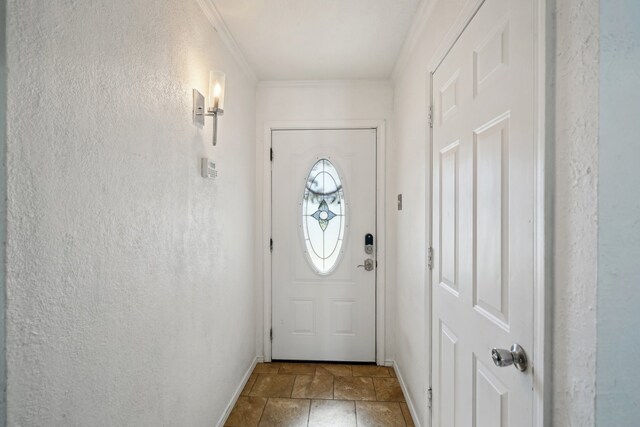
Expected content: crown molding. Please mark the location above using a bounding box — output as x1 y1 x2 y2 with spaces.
257 80 392 89
195 0 257 84
391 0 437 81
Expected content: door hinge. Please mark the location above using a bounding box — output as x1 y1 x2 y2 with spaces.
270 328 273 342
427 247 434 270
270 148 274 162
428 386 433 408
428 105 434 129
270 238 273 253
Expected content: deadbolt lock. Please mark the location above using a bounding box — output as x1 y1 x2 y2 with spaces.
364 233 374 255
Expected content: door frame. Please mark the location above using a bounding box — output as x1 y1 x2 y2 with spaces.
426 0 550 425
262 120 388 365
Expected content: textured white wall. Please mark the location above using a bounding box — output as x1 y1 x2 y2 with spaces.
391 1 465 425
552 0 599 425
392 0 600 425
5 0 256 425
254 81 395 363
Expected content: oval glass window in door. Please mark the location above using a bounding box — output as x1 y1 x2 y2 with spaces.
302 159 346 275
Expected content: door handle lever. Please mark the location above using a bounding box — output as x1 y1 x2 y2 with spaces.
357 259 375 271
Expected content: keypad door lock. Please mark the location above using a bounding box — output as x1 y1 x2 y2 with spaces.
365 233 374 255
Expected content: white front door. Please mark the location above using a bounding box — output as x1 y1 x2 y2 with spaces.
272 129 377 362
431 0 535 425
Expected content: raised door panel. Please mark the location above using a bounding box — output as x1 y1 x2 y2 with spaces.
473 355 508 427
438 322 458 427
473 114 511 329
291 299 315 335
440 141 460 297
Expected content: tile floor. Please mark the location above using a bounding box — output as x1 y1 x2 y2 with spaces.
225 362 415 427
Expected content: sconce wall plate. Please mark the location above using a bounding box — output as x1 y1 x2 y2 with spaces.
193 89 205 127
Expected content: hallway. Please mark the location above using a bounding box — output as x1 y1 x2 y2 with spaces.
226 362 414 426
3 0 636 425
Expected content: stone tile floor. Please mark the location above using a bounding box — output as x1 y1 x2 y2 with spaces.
225 362 415 427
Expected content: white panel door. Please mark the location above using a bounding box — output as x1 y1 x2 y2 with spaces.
431 0 535 425
272 129 376 362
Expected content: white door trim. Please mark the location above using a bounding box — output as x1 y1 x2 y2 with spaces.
262 119 387 365
426 0 549 424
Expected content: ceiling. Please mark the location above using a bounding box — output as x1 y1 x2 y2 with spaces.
211 0 422 81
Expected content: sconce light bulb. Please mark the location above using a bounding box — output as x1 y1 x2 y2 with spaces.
209 71 226 111
213 83 222 108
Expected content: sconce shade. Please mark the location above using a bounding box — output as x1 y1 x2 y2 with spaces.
209 71 226 110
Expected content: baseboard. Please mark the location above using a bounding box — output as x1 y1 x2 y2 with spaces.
216 356 259 427
391 360 423 427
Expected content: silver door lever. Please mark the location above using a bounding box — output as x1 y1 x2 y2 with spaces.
357 259 374 271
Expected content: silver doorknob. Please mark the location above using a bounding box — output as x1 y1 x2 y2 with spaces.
491 344 528 372
357 259 374 271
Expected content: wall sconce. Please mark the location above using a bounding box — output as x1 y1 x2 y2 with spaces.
193 71 226 146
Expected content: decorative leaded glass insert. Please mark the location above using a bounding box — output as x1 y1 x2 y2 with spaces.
302 159 346 274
